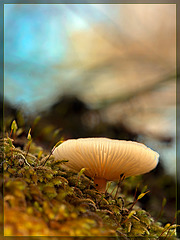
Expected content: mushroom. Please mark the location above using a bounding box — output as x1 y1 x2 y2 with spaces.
53 138 159 192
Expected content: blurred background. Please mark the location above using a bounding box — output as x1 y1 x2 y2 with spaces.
3 4 176 224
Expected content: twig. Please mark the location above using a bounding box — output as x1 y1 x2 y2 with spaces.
128 190 150 212
114 174 125 199
41 147 55 167
159 214 177 239
11 148 36 159
18 153 31 167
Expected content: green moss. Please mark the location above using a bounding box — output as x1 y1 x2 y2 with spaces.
1 135 178 238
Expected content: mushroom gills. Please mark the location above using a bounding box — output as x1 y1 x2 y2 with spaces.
94 177 107 192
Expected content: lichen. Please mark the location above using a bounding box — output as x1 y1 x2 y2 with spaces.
0 125 179 238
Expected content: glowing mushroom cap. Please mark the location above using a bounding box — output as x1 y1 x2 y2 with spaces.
53 138 159 192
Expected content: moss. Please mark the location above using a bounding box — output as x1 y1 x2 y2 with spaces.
1 135 178 238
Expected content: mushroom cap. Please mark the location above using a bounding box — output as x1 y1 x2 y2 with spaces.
53 138 159 180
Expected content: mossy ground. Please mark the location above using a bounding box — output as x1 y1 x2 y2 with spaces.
0 130 179 239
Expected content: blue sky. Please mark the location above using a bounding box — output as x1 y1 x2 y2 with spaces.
4 4 105 111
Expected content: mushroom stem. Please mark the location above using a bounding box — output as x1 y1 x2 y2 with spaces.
94 178 107 193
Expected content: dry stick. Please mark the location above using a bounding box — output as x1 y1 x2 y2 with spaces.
48 133 62 151
155 198 166 222
25 141 31 159
42 141 60 166
110 175 123 198
114 174 125 199
105 181 112 195
168 228 177 239
12 148 36 159
128 199 139 213
159 214 177 239
12 131 16 140
121 213 134 225
18 153 31 167
110 181 119 196
128 190 150 212
9 129 13 138
112 210 121 228
114 181 121 200
42 140 64 167
133 184 139 202
120 209 141 226
41 146 55 167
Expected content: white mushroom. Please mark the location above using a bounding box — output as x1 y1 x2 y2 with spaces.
53 138 159 192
